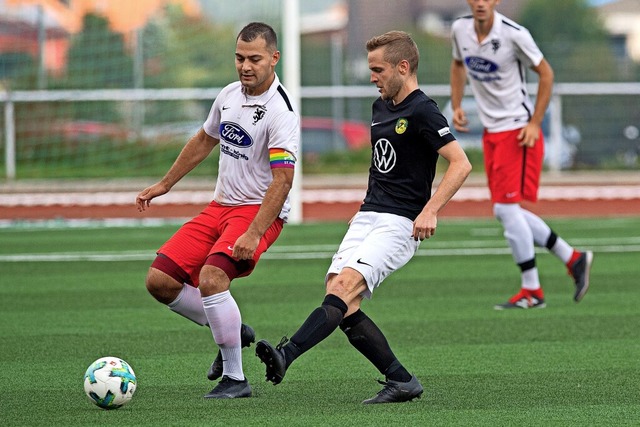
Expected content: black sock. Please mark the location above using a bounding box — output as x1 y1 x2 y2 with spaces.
284 294 347 367
339 310 412 382
518 257 536 272
545 231 558 250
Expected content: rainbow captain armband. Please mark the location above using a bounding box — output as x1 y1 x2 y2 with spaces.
269 148 295 169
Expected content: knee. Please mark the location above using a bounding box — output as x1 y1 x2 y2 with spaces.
326 272 365 305
145 268 182 304
198 266 230 297
145 268 162 295
493 202 520 223
493 203 506 221
326 276 349 299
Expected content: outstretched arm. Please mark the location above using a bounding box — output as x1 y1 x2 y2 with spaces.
136 128 218 211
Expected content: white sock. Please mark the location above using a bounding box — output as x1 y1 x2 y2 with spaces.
167 284 208 326
202 291 243 381
521 209 573 263
520 209 551 247
494 204 540 289
522 269 541 291
494 203 535 264
550 237 574 264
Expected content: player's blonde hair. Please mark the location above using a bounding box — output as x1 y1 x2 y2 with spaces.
366 31 419 74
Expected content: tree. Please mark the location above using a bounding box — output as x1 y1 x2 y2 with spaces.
519 0 617 82
61 14 134 121
65 13 133 89
0 52 37 89
520 0 606 44
139 5 239 125
149 4 237 89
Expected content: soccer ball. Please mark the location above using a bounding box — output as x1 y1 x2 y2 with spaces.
83 356 137 409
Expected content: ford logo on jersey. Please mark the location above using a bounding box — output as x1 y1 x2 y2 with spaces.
465 56 499 73
220 122 253 147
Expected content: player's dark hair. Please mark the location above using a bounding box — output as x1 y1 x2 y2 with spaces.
366 30 419 74
237 22 278 53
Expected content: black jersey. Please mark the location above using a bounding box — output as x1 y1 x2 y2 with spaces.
360 89 456 221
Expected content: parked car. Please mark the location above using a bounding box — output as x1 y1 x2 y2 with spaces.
300 117 369 156
442 98 581 169
46 120 132 142
141 121 202 143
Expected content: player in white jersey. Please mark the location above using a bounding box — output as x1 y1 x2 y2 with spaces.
450 0 593 309
203 76 297 219
136 22 298 398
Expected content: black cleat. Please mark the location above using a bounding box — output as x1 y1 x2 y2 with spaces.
255 337 288 385
569 251 593 302
204 376 252 399
207 324 256 381
362 375 423 404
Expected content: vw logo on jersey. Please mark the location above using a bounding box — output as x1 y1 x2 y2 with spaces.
373 138 396 173
465 56 499 73
219 122 253 147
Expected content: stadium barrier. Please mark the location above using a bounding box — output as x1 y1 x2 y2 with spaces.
2 82 640 181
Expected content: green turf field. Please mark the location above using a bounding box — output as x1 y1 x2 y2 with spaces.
1 217 639 426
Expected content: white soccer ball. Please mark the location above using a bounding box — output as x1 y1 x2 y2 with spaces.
83 356 137 409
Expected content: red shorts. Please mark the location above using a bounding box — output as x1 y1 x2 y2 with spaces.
483 128 544 204
156 201 284 286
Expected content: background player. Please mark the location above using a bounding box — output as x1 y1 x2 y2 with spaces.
450 0 593 309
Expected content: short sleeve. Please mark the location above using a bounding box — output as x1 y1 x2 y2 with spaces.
203 86 232 139
451 22 462 61
418 100 456 151
513 27 544 68
267 110 299 162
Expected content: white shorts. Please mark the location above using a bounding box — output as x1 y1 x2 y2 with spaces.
326 211 420 299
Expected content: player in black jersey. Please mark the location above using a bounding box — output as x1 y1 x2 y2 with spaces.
256 30 471 404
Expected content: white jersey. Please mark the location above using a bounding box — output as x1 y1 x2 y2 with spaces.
203 73 299 221
451 11 544 132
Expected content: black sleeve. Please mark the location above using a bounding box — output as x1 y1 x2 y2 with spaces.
418 99 456 151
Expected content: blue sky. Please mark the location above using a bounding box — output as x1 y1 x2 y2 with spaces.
587 0 617 6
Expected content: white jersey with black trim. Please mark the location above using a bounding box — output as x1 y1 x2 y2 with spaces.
451 11 544 132
202 73 299 221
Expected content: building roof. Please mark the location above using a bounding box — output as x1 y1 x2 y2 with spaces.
0 16 67 38
598 0 640 13
4 0 201 34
